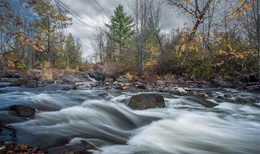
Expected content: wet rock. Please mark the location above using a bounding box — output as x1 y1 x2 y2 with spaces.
63 85 79 90
129 94 165 110
188 96 218 108
88 71 105 81
10 105 36 117
81 140 97 150
22 80 38 88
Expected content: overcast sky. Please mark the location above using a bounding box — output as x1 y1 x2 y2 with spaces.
60 0 187 60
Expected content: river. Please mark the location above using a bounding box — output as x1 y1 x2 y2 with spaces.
0 81 260 153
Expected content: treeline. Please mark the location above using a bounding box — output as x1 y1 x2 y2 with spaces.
92 0 259 80
0 0 85 71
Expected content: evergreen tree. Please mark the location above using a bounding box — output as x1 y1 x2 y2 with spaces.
105 4 134 60
65 33 82 69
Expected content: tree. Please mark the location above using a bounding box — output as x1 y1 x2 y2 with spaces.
132 0 164 73
105 4 134 60
64 33 82 69
0 0 83 70
32 0 72 64
166 0 214 43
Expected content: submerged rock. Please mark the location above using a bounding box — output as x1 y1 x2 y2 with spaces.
10 105 36 117
128 94 165 110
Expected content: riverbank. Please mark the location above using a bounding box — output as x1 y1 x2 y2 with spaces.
0 68 259 92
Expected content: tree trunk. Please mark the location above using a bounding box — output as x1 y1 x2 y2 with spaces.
257 0 260 80
156 33 165 75
188 0 213 43
47 16 51 63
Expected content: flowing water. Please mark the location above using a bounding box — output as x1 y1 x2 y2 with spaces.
0 82 260 153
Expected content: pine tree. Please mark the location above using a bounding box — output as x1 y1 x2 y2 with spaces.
105 4 134 60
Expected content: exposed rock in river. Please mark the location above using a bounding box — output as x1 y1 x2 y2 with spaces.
128 94 165 110
9 105 36 117
88 71 105 81
187 96 218 108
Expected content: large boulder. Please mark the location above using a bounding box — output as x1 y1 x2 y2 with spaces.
128 94 165 110
10 105 36 117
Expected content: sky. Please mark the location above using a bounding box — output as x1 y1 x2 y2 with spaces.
60 0 187 61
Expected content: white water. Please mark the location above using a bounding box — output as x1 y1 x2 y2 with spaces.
0 85 259 153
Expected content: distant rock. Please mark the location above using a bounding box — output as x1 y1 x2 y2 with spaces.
116 85 128 90
211 75 230 87
5 70 24 78
176 87 187 95
156 80 165 87
128 94 165 110
60 75 84 83
9 105 36 117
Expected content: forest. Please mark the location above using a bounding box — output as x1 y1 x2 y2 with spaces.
0 0 259 81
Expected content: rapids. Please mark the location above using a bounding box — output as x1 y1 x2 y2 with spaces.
0 82 260 153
